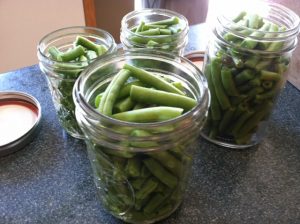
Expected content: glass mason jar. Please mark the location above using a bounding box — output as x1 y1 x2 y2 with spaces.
120 9 189 56
73 50 209 223
37 26 117 139
202 2 300 148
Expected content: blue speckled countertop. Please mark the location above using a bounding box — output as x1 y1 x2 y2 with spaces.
1 25 300 224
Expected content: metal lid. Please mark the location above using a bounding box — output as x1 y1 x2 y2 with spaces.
0 91 42 156
184 50 205 70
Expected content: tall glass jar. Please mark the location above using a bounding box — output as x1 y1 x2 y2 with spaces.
37 26 117 139
120 9 189 56
73 50 209 223
202 2 300 148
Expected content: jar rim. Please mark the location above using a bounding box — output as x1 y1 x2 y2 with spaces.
121 8 189 39
37 26 116 65
73 49 209 129
216 1 300 54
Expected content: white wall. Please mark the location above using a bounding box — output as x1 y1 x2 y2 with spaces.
0 0 85 73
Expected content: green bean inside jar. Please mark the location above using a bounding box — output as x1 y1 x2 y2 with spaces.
73 50 209 223
120 9 189 56
202 2 300 148
38 26 117 139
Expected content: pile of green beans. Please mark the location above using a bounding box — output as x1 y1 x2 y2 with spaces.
129 16 183 52
204 12 290 145
90 64 197 222
48 36 108 136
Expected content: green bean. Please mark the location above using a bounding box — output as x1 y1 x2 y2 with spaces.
136 178 158 200
244 55 260 69
143 158 178 188
130 86 196 111
146 40 160 47
137 28 160 36
94 93 103 108
112 106 183 122
114 97 135 113
132 178 147 190
247 14 263 29
142 24 168 30
260 70 281 81
211 58 231 110
147 16 179 26
262 80 274 90
123 64 184 95
143 193 169 214
235 69 255 85
125 157 141 177
171 81 185 91
86 50 98 60
221 66 239 96
60 45 85 62
231 109 254 137
130 129 158 148
240 23 270 49
112 157 127 181
255 89 277 100
148 151 182 176
236 102 273 138
205 64 221 121
118 80 145 99
159 28 172 35
133 103 145 110
219 107 236 134
255 60 272 71
48 46 62 61
135 21 145 32
102 69 131 116
233 11 246 23
75 36 107 55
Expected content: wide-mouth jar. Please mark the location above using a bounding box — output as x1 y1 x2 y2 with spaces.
120 9 189 56
37 26 117 139
73 49 209 223
201 1 300 148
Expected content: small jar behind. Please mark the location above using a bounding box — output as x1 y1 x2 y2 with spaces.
37 26 117 139
202 2 300 148
73 50 209 223
120 9 189 56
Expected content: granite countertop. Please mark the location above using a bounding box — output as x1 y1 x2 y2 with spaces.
1 25 300 224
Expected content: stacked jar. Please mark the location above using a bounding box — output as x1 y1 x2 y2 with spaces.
202 2 300 148
73 50 209 223
38 27 117 138
120 9 189 56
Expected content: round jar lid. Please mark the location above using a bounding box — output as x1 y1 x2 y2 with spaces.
0 91 42 156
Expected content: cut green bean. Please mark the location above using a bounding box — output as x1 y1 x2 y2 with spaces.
112 106 183 122
136 178 158 200
130 86 196 111
102 69 131 116
75 36 107 55
118 80 145 99
221 66 239 96
143 158 178 188
114 97 135 113
123 64 184 95
205 64 221 121
48 46 62 61
211 58 231 110
60 45 85 62
147 16 179 26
